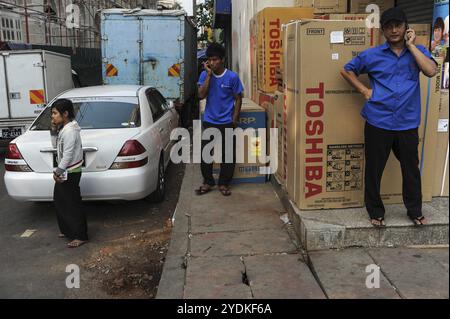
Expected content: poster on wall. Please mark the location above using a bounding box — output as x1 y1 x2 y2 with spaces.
432 0 449 89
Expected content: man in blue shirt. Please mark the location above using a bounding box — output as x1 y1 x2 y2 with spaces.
196 43 244 196
341 7 438 227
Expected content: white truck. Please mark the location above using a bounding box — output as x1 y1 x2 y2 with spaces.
0 50 73 141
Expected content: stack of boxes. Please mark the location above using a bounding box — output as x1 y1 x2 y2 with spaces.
250 7 314 104
433 90 449 197
242 0 448 207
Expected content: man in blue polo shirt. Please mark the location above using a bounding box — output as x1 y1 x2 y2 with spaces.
196 43 244 196
341 7 438 227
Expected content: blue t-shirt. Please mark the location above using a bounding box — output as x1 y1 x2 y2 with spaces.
198 69 244 125
344 43 435 131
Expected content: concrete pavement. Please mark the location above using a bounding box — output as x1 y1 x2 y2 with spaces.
157 163 449 299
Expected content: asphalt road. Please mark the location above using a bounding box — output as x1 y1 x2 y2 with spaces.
0 148 185 298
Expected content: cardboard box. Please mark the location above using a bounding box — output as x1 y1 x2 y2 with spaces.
285 20 375 209
284 20 441 209
296 0 347 13
274 91 286 185
349 0 395 14
250 17 259 102
232 0 297 98
283 22 298 201
315 13 381 47
252 90 276 110
410 24 432 49
265 93 276 175
380 69 442 203
255 7 314 93
317 13 370 20
379 24 431 48
432 90 449 197
201 99 269 184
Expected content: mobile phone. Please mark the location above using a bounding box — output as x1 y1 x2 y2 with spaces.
60 170 68 181
405 24 411 41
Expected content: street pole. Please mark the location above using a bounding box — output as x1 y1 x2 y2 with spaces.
46 0 50 44
59 0 63 46
24 0 30 43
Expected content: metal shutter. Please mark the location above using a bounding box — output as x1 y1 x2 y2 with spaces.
396 0 435 24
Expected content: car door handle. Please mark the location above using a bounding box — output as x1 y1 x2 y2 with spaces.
40 147 56 153
41 147 98 153
83 147 98 153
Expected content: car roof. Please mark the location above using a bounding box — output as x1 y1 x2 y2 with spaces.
58 85 152 99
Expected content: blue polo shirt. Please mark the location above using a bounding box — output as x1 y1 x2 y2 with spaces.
344 42 435 131
198 69 244 125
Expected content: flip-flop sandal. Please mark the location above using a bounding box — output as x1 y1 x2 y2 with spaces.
370 217 386 228
219 187 232 197
67 240 87 248
410 216 426 227
195 185 213 196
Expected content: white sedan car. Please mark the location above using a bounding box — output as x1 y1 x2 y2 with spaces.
4 85 179 202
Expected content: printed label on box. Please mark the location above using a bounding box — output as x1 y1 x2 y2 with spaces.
438 119 449 132
330 31 344 43
326 144 364 192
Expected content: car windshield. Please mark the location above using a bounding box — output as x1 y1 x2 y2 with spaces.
30 97 140 130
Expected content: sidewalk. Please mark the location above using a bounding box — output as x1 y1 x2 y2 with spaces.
157 164 449 299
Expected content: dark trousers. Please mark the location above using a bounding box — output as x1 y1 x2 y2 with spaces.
364 122 422 219
201 121 236 187
54 172 88 241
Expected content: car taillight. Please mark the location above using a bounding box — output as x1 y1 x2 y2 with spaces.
5 143 33 172
110 140 148 169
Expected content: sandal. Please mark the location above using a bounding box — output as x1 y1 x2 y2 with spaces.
195 185 213 196
410 216 426 227
219 186 232 197
370 217 386 228
67 239 87 248
58 234 66 238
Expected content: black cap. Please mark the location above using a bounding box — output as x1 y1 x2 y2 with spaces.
380 7 408 28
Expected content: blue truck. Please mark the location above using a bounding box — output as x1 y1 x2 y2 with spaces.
101 9 197 126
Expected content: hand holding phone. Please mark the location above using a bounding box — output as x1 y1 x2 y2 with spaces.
405 27 416 47
203 61 212 76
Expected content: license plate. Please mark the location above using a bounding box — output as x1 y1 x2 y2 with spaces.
1 128 22 139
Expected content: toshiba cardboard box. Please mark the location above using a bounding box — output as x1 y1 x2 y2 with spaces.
296 0 347 13
250 17 259 103
380 68 442 204
316 13 370 20
253 90 276 110
284 19 375 209
273 91 286 185
264 92 276 171
255 7 314 93
315 13 381 47
201 99 269 184
349 0 395 14
284 20 442 209
433 90 449 197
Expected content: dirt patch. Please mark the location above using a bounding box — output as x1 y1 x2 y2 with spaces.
83 221 173 298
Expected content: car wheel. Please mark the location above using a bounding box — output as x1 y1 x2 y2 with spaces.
148 155 165 203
